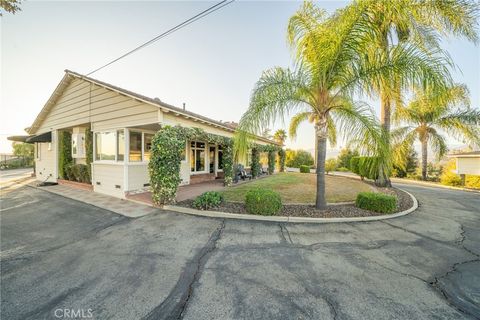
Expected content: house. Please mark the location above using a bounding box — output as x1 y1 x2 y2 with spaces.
448 151 480 176
15 70 278 198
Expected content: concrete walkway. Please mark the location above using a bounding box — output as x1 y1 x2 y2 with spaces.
30 183 159 218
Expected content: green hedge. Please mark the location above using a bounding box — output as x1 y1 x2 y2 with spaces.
245 188 282 215
251 148 261 178
356 192 397 214
299 165 310 173
64 164 90 183
193 191 224 210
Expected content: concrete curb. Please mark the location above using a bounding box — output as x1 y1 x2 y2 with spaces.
164 187 418 224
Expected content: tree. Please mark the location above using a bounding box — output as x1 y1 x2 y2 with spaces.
325 158 337 174
1 0 22 15
392 84 480 180
345 0 479 186
336 148 359 169
273 129 287 145
392 146 417 178
285 149 314 168
237 2 421 209
12 142 34 166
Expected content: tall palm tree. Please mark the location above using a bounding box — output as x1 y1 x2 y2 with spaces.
273 129 288 145
392 84 480 180
235 1 450 209
347 0 479 186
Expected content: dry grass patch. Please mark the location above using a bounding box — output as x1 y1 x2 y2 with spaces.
222 172 372 203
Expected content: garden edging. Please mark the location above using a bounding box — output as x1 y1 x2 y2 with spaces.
163 187 418 224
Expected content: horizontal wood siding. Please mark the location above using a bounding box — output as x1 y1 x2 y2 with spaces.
92 163 124 198
36 79 158 133
127 164 150 191
35 142 56 182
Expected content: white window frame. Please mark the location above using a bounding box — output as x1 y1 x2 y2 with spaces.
190 140 208 174
126 129 156 165
93 130 125 164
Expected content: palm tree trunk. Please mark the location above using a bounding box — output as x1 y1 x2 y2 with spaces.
421 138 428 181
376 94 392 187
315 120 328 209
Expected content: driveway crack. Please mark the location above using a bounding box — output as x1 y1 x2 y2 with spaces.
143 219 225 320
279 224 294 244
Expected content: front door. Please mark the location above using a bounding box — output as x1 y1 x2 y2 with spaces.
209 146 216 174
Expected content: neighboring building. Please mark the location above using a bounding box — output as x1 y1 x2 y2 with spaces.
13 70 278 198
448 151 480 176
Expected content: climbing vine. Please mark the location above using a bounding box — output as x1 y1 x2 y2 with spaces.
58 131 73 179
267 150 276 174
85 128 93 183
278 149 286 172
250 148 261 178
149 126 234 205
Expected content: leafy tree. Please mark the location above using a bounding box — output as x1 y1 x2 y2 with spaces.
285 149 314 168
273 129 287 145
336 148 358 169
392 147 417 178
325 158 337 174
392 84 480 180
235 1 441 208
12 142 34 167
1 0 22 15
345 0 479 186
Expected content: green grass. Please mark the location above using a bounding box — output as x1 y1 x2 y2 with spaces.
222 172 372 203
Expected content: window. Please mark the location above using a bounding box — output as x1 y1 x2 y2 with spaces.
117 130 125 161
129 131 142 162
218 146 223 170
95 132 116 161
143 133 154 161
190 141 206 172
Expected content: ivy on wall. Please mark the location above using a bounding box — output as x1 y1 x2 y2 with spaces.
278 149 286 172
267 150 276 174
85 128 93 183
58 131 73 179
149 126 235 205
250 148 261 178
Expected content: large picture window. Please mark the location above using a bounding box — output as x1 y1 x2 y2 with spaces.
190 141 206 173
144 133 154 161
95 132 116 161
129 131 142 162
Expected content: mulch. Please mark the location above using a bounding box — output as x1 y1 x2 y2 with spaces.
176 185 413 218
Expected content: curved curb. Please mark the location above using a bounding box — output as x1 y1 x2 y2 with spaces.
164 187 418 224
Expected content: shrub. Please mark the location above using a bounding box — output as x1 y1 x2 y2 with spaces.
250 148 261 178
285 149 314 168
267 150 276 174
278 149 286 172
356 192 397 214
351 156 379 180
350 157 360 175
58 131 73 179
466 175 480 189
299 165 310 173
245 188 282 215
193 191 224 210
336 148 359 169
337 167 349 172
77 164 90 183
325 158 337 174
65 165 75 181
440 159 462 186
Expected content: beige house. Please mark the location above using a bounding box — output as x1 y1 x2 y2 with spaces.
449 151 480 176
23 70 277 198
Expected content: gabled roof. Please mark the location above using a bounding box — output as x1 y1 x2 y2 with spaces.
28 70 280 145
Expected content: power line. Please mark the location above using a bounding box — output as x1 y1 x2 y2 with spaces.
87 0 235 76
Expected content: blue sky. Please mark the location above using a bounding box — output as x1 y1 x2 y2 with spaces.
1 0 479 155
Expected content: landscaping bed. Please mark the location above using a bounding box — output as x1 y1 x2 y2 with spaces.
177 186 413 218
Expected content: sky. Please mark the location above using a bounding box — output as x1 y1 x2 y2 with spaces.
1 0 479 156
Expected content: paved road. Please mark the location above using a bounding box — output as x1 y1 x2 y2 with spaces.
1 184 479 320
0 168 33 184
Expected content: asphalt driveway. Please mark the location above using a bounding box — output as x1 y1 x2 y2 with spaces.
1 184 479 319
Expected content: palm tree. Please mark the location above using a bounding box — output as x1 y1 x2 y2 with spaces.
235 2 450 209
392 84 480 180
347 0 479 186
273 129 287 145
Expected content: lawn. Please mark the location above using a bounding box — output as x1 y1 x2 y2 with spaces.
222 172 373 203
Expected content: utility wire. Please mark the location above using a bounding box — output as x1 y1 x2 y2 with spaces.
87 0 235 76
